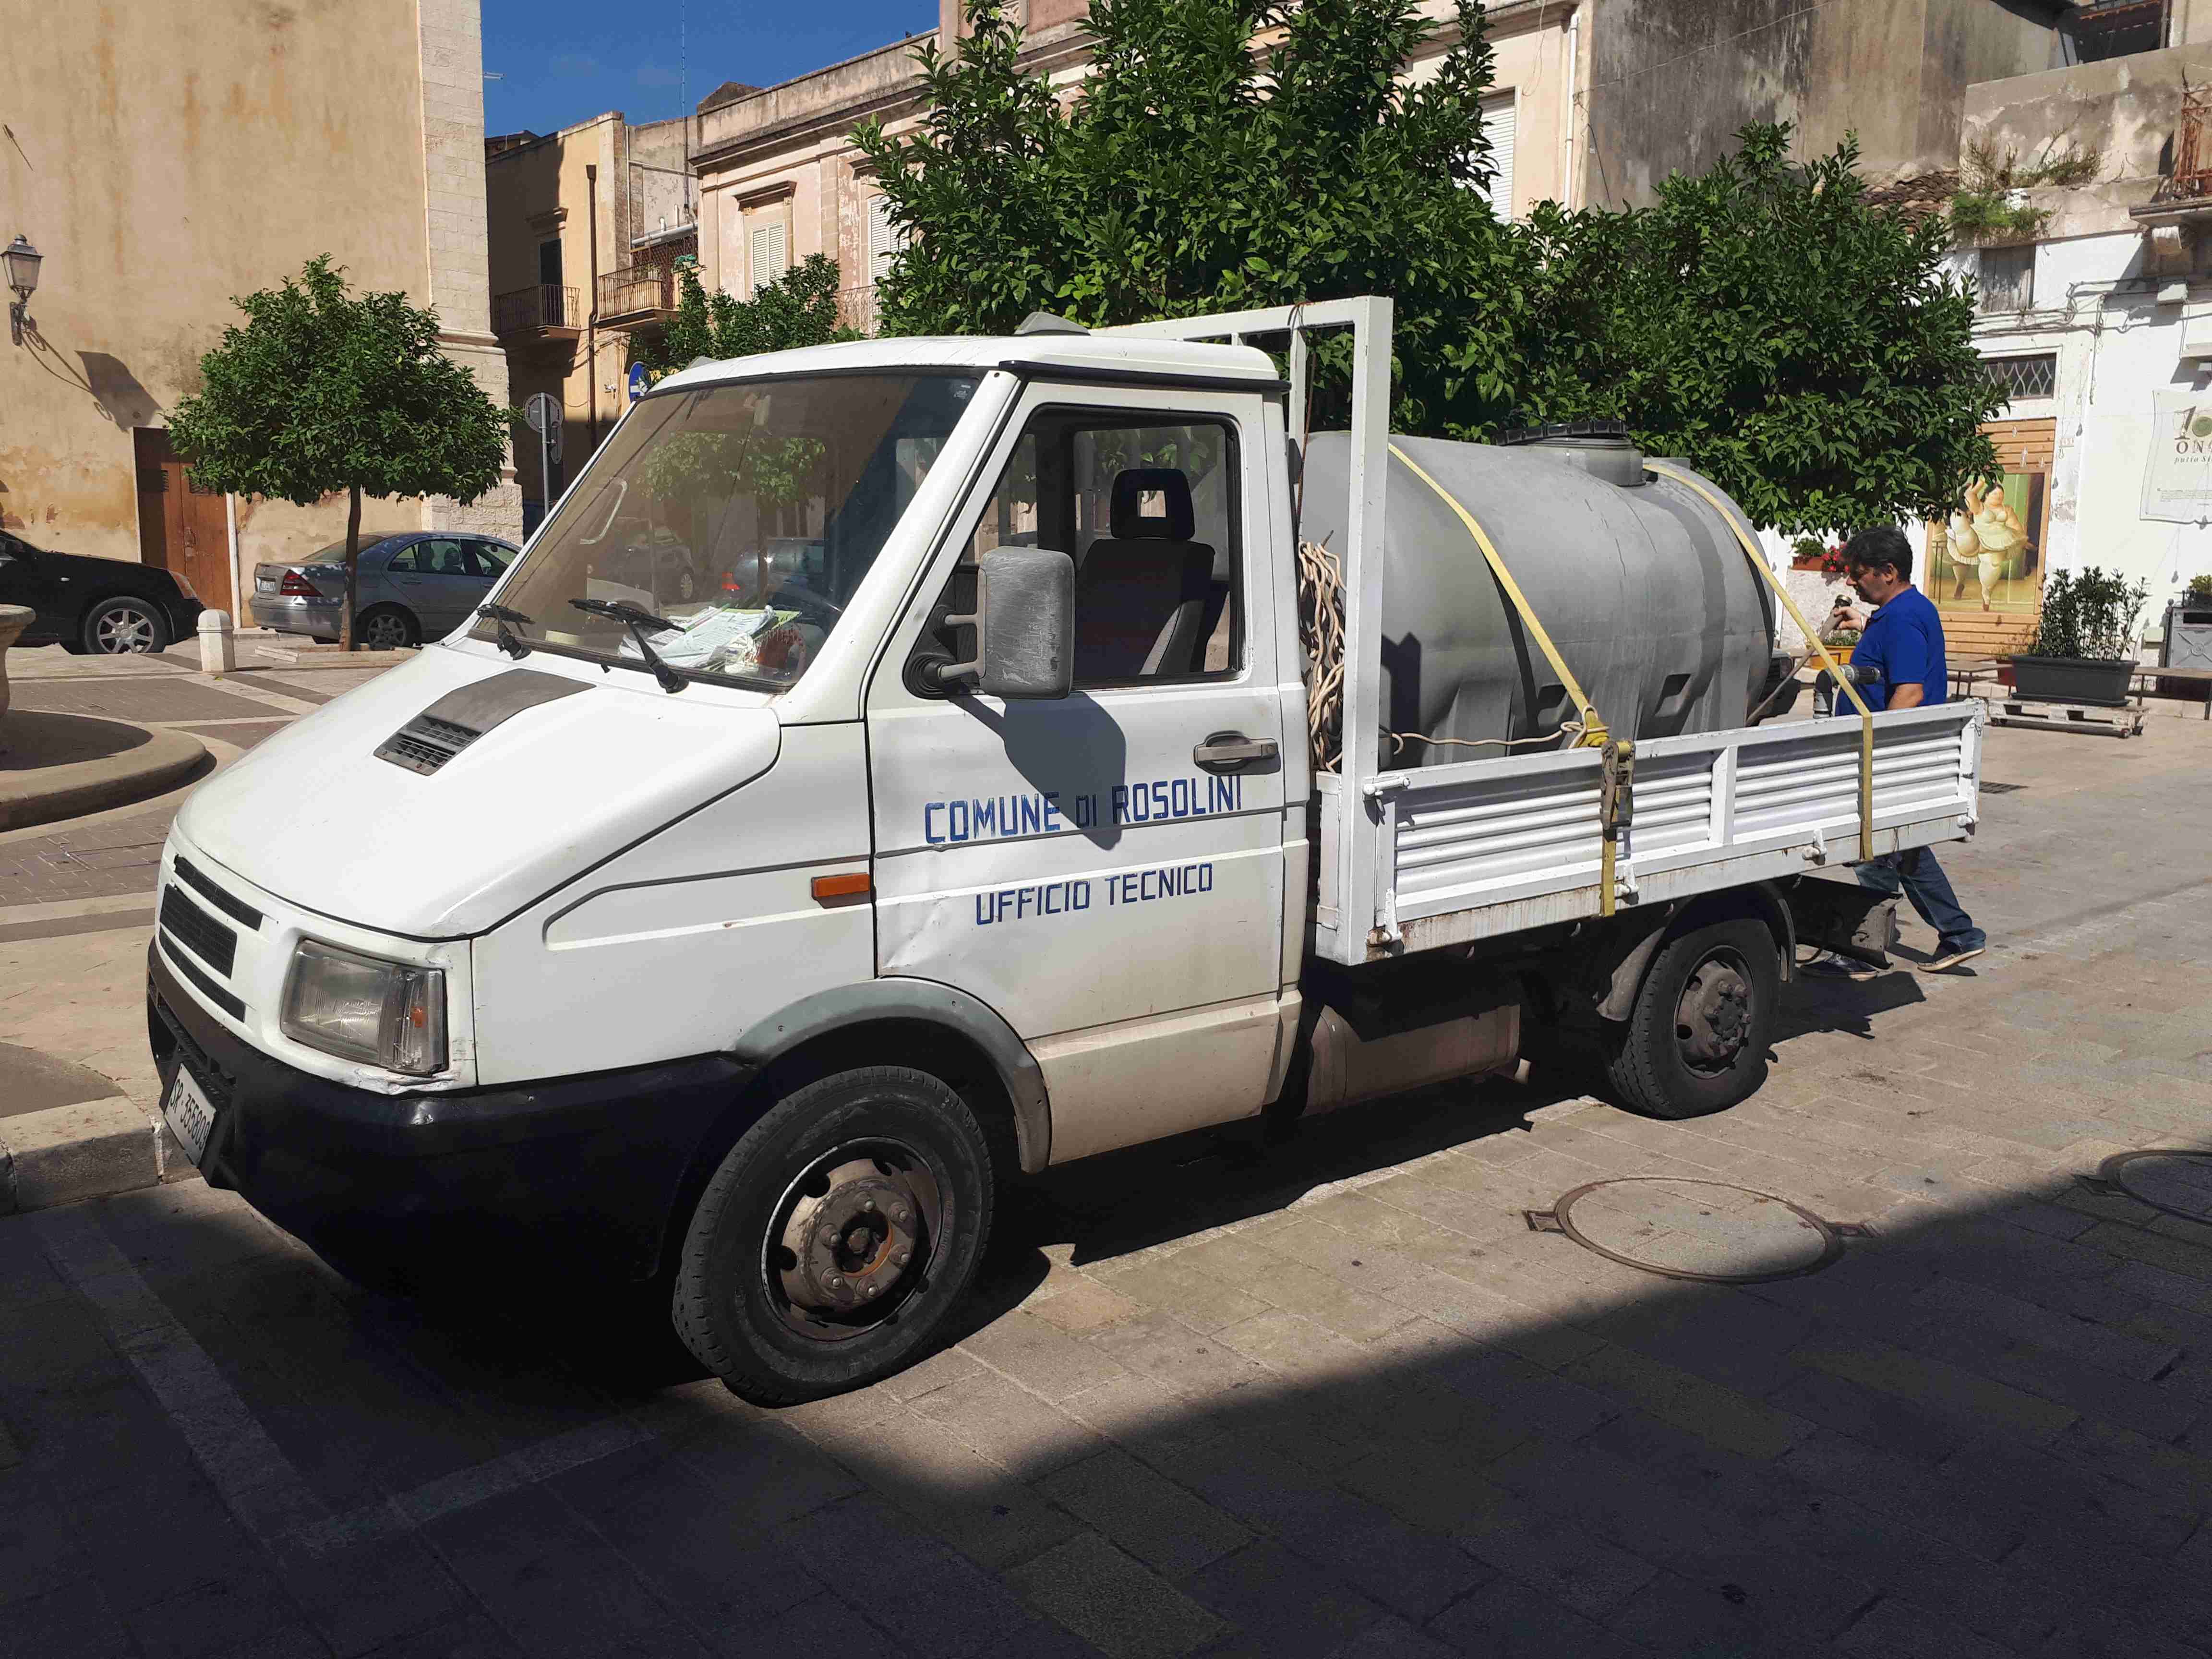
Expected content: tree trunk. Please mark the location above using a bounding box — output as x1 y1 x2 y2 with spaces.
340 484 361 652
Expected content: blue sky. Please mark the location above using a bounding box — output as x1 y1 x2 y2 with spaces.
481 0 939 138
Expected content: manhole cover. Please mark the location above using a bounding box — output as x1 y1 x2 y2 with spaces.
2080 1150 2212 1224
1525 1178 1870 1284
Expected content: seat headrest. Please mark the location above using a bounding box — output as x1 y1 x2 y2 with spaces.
1109 469 1196 541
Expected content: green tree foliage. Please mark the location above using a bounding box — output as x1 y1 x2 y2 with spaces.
1515 126 2003 536
854 0 1536 435
636 254 855 381
862 0 2002 536
168 256 508 649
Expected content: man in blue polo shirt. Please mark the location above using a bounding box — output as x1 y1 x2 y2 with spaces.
1822 525 1988 973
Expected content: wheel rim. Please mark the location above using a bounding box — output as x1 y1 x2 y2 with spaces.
1674 947 1754 1075
760 1138 943 1343
362 613 410 649
94 604 157 653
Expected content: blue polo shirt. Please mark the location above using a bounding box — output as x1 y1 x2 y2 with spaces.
1851 584 1947 711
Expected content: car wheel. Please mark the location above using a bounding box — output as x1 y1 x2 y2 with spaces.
356 605 421 650
83 596 170 655
672 1067 995 1405
1599 918 1779 1120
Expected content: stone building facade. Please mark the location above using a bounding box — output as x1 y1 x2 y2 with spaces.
0 0 519 614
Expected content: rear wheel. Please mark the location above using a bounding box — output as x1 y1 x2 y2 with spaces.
83 595 169 655
355 605 420 650
1599 918 1779 1119
672 1067 994 1404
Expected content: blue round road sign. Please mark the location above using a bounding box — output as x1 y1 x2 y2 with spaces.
628 361 649 403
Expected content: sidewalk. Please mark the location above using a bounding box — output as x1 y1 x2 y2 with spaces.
0 643 407 1213
0 697 2208 1659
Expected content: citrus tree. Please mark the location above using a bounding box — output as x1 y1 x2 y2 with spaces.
1518 125 2004 537
168 256 508 649
635 253 856 381
855 0 1538 436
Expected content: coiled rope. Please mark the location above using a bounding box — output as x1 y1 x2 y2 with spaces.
1296 538 1585 774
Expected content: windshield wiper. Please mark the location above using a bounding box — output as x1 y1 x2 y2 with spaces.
477 603 534 660
568 597 686 693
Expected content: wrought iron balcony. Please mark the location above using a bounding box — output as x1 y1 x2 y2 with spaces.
596 266 680 329
492 284 581 338
838 284 880 336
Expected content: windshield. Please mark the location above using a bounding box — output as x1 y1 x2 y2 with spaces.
475 373 978 690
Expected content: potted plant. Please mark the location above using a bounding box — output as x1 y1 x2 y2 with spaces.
1818 625 1861 665
2012 566 2150 706
1789 537 1827 572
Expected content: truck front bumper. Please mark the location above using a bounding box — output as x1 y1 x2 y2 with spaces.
147 945 753 1286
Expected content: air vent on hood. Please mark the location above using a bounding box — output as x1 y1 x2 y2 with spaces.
374 669 590 777
377 714 480 775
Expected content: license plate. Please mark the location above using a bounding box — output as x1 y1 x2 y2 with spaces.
162 1066 218 1166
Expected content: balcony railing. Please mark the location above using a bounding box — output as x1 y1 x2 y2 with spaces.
596 266 680 327
2176 83 2212 200
492 284 580 337
838 283 880 336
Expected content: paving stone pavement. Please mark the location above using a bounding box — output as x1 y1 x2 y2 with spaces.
2 709 2211 1659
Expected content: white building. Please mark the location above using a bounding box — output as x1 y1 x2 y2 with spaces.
1928 8 2212 658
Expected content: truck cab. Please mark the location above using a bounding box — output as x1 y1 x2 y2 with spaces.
150 328 1316 1402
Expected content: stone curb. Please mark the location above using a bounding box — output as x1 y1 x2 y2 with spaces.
0 1096 161 1215
0 715 209 832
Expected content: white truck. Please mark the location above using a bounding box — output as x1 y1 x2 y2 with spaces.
146 298 1982 1402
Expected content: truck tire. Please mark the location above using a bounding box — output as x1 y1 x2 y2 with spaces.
1599 918 1778 1119
672 1066 995 1404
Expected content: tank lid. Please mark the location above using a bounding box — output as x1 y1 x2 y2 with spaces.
1494 418 1633 447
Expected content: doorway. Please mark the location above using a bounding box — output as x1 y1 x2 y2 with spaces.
133 428 232 611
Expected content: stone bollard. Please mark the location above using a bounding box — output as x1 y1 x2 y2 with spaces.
0 602 34 744
197 609 237 677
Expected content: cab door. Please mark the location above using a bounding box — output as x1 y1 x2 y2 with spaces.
866 383 1294 1165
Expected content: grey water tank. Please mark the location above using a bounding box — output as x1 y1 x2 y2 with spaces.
1300 431 1779 760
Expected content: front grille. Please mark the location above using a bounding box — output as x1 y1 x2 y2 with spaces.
173 856 262 930
375 713 481 776
161 936 246 1022
160 884 238 977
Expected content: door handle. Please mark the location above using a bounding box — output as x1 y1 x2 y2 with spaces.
1194 732 1278 773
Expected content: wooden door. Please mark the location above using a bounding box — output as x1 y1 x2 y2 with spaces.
133 428 231 610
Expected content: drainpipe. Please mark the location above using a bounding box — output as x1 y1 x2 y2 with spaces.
587 162 600 463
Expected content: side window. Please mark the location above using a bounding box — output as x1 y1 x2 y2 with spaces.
912 410 1240 691
467 541 511 578
385 541 420 573
421 539 470 576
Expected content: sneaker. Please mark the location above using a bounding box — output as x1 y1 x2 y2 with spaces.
1802 953 1881 981
1920 944 1987 973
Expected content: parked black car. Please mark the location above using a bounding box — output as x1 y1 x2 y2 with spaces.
0 530 204 654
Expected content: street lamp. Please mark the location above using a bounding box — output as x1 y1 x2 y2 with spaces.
6 235 42 347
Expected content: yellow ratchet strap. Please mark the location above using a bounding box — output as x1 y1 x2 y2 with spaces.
1389 442 1631 916
1642 462 1875 863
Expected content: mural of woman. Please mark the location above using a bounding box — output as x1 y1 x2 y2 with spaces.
1944 511 1983 602
1963 479 2028 610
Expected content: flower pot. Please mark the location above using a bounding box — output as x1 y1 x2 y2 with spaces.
2008 653 2136 708
1819 644 1854 665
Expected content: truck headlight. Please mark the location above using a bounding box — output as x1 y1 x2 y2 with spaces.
280 940 447 1076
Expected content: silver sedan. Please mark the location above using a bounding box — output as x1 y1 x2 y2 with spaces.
250 532 520 649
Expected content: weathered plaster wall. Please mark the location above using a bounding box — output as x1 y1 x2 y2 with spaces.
0 0 516 588
1584 0 2068 207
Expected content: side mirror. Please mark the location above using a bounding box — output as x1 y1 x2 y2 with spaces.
936 545 1074 700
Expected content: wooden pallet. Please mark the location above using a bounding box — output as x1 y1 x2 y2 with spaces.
1984 697 2146 738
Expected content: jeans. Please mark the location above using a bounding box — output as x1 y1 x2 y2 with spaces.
1855 847 1985 953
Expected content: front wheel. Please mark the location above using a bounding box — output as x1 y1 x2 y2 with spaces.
672 1067 995 1404
1599 918 1779 1119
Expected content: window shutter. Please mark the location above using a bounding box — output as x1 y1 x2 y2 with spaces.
1479 94 1517 220
867 195 905 282
748 218 789 295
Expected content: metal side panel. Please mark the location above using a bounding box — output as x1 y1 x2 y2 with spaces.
1320 703 1982 960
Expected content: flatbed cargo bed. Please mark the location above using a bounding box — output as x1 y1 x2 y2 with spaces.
1107 299 1984 967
